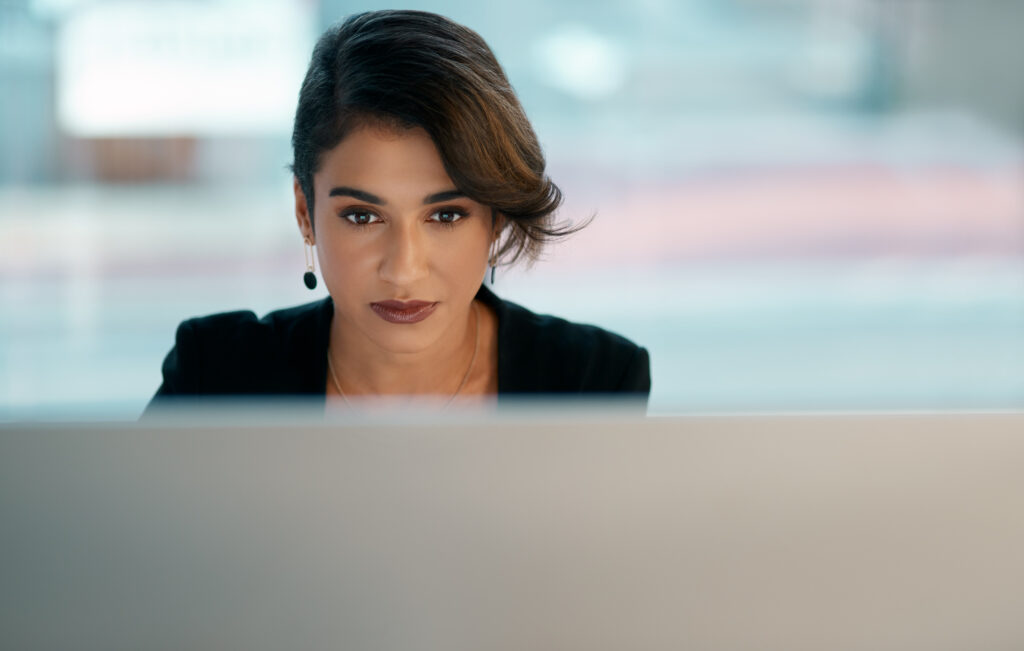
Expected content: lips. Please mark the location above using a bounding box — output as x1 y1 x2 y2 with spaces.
370 300 438 324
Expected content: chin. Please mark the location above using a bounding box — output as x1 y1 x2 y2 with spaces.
364 319 445 353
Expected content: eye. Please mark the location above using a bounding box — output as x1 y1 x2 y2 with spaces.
430 208 468 225
343 210 381 226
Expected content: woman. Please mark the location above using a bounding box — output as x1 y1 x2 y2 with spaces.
147 10 650 411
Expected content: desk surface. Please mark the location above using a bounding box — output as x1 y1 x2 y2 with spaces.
3 410 1024 650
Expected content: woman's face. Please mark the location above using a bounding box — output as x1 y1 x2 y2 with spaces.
294 125 494 355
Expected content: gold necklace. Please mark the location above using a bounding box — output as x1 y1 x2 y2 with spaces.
327 301 480 409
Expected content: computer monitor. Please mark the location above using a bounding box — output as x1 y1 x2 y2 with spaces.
3 407 1023 650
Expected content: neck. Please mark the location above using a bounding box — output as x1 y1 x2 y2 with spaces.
328 302 478 396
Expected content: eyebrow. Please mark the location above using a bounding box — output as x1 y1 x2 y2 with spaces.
328 186 466 205
423 189 467 204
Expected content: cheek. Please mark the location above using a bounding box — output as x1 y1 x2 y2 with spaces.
313 225 374 294
315 217 491 282
442 227 490 273
315 214 367 259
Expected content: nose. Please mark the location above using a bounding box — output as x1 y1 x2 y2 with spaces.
378 222 429 287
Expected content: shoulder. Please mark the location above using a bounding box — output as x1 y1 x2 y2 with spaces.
178 299 329 347
479 286 651 396
151 298 332 397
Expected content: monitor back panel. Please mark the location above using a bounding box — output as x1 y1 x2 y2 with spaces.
2 412 1023 650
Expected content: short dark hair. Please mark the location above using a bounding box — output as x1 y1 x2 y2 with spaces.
290 10 579 265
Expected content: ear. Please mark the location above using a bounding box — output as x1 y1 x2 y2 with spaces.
293 176 314 243
490 209 507 242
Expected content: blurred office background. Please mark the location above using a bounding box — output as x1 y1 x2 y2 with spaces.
1 0 1022 419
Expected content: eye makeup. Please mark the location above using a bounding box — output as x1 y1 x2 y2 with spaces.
429 206 470 228
342 209 381 226
337 205 472 228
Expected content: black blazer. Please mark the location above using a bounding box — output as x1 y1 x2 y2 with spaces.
147 285 650 408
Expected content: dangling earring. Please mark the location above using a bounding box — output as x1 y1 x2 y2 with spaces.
488 239 497 284
303 239 317 290
488 211 502 284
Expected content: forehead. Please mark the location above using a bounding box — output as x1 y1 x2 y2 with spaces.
316 125 454 197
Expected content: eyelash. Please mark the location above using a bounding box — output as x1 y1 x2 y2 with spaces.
340 207 469 229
